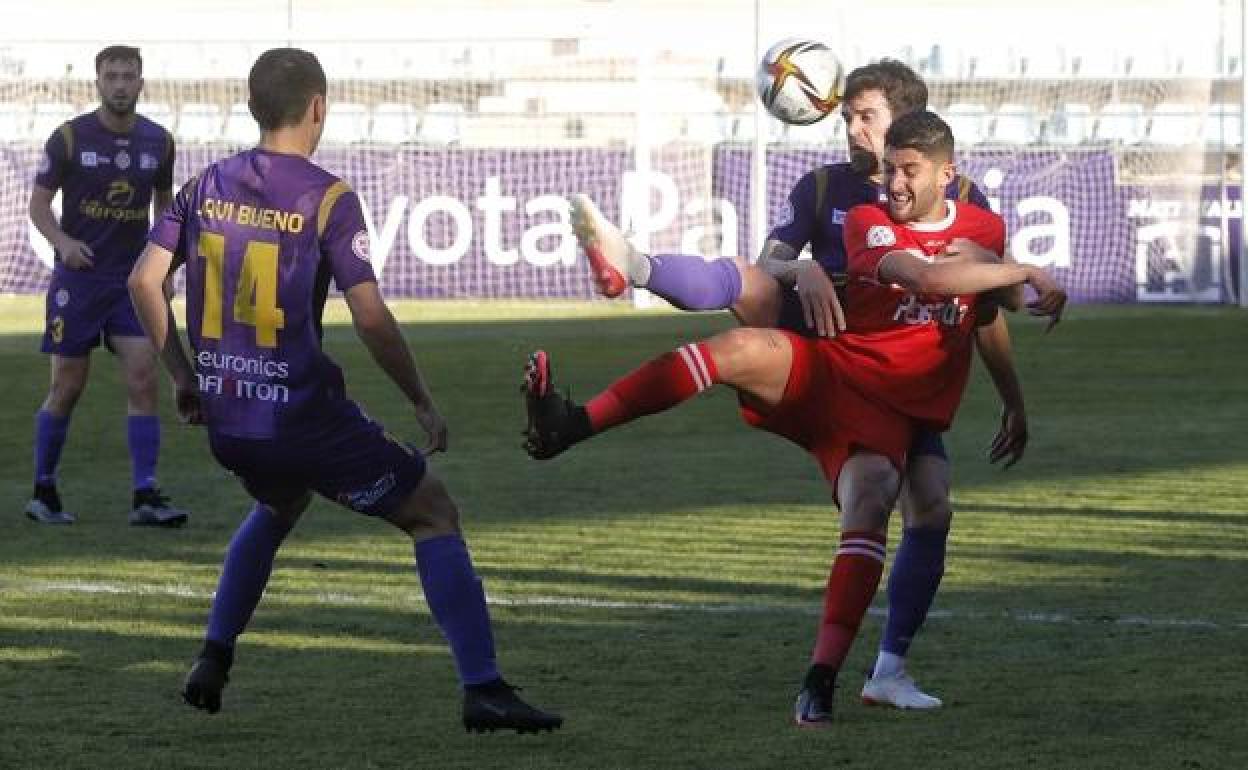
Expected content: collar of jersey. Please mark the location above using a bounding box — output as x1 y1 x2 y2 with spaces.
904 200 957 232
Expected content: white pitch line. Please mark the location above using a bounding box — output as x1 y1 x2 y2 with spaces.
2 578 1243 631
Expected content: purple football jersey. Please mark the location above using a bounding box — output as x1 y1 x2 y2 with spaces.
148 148 376 439
768 162 992 276
34 111 174 279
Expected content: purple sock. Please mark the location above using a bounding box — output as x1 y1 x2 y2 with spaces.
206 505 293 648
645 254 743 311
414 534 500 686
33 410 70 485
127 415 160 491
881 527 949 657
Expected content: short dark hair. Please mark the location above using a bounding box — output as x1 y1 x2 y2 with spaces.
885 110 955 160
95 45 142 75
843 59 927 117
247 48 327 131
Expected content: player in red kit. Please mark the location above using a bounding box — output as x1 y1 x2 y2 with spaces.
522 110 1065 725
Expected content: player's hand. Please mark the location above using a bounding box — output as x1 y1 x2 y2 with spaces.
942 237 1001 265
56 237 95 270
413 400 449 456
988 405 1028 468
173 382 204 425
1025 268 1067 332
795 260 846 337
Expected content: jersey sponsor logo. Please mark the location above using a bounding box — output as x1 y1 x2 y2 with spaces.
866 225 897 249
351 230 371 262
106 179 136 207
893 294 968 327
831 208 846 225
37 152 51 174
115 150 131 170
139 152 159 170
54 288 70 308
80 151 98 167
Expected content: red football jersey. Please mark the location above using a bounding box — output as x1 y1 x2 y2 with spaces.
829 201 1007 430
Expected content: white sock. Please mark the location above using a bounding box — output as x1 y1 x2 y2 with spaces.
629 250 653 286
872 651 906 680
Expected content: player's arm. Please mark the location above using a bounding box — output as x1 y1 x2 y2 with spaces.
128 242 201 424
878 252 1066 330
943 238 1024 312
758 170 846 335
974 313 1027 468
343 282 447 454
29 184 94 270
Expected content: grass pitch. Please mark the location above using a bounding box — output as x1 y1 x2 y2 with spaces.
1 297 1245 769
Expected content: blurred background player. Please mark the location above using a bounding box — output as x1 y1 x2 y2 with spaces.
529 110 1064 728
570 60 1027 719
129 47 561 733
26 45 187 527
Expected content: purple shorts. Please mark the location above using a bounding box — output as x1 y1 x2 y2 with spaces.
776 288 946 460
208 400 427 517
40 270 145 356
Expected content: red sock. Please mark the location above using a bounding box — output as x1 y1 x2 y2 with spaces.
811 530 887 670
585 342 718 432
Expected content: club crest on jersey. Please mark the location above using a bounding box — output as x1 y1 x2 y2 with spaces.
893 294 968 327
139 152 159 170
80 151 98 167
866 225 896 248
55 288 70 308
351 230 371 262
115 150 131 170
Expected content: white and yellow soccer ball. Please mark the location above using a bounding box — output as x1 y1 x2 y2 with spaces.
755 39 846 125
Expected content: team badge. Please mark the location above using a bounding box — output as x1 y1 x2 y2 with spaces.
115 150 131 170
139 152 159 170
351 230 371 262
866 225 897 248
80 151 98 167
55 288 70 307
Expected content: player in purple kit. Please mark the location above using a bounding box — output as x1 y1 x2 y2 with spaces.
26 45 188 526
569 60 1028 724
128 48 561 733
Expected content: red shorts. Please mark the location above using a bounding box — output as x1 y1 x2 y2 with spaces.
737 331 915 486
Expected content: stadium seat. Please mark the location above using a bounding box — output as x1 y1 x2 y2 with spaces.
0 102 31 141
1201 104 1243 148
223 103 256 145
30 102 77 140
419 102 465 145
1146 103 1202 146
941 103 989 146
321 102 370 144
1093 102 1145 145
178 103 224 143
371 102 418 143
138 102 175 134
989 104 1039 144
1046 103 1093 145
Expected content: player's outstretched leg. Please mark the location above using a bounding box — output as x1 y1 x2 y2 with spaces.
522 351 593 460
569 194 745 311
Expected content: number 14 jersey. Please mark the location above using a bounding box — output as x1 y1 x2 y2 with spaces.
148 148 376 439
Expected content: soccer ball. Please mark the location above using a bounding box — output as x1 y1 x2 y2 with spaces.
755 39 846 125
